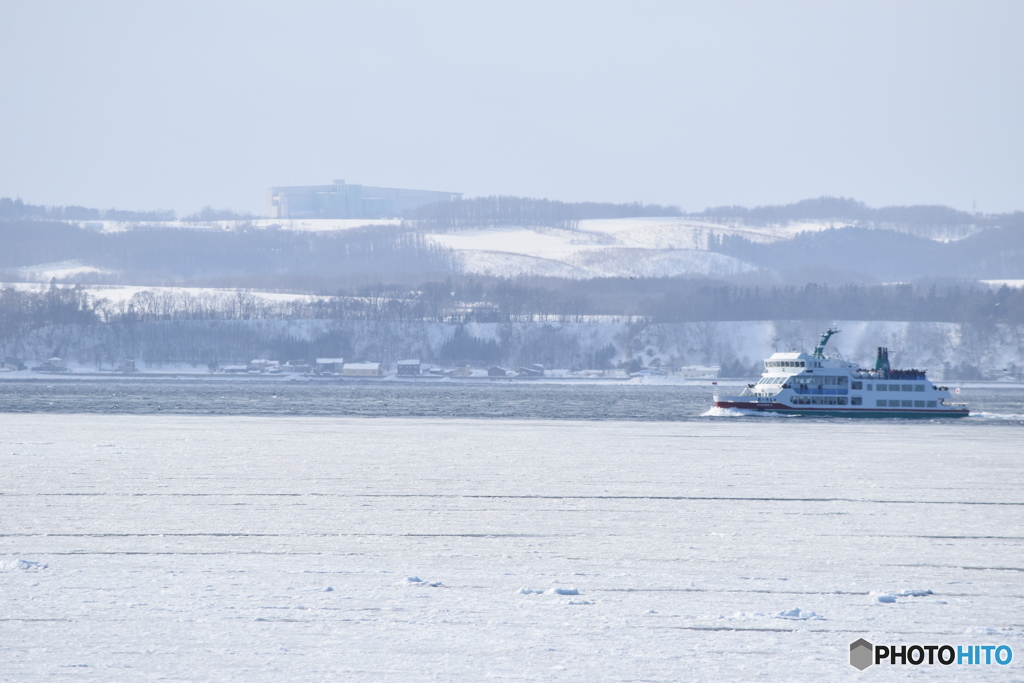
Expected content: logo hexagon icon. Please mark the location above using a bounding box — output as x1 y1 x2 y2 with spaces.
850 638 874 670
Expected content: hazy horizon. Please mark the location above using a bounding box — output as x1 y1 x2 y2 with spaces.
2 1 1022 215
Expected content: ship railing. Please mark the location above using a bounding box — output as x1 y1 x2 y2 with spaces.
853 370 928 380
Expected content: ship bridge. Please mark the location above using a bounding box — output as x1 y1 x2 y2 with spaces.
763 352 812 371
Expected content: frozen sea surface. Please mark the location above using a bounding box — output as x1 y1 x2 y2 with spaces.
1 413 1022 680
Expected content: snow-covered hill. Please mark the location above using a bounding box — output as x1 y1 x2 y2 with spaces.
8 214 1009 285
422 218 840 279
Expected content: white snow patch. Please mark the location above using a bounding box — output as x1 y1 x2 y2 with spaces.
546 587 580 596
981 279 1024 289
12 260 111 281
0 282 317 305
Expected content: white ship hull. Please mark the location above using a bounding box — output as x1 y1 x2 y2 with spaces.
712 329 969 418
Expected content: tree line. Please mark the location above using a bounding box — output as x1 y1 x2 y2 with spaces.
0 220 456 287
693 196 985 227
706 224 1024 281
0 197 176 222
3 280 1022 344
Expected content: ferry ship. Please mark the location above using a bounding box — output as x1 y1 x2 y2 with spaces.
713 328 969 417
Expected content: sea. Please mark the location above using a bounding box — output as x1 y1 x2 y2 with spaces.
2 378 1022 681
0 378 1021 424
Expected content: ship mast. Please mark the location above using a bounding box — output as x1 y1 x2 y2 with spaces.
812 327 839 359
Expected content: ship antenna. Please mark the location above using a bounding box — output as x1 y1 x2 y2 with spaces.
813 327 840 359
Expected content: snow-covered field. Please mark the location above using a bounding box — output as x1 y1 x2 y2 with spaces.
2 415 1021 680
424 218 780 279
0 282 317 305
421 217 940 279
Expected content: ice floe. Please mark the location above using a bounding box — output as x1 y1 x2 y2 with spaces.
2 559 48 571
775 608 823 620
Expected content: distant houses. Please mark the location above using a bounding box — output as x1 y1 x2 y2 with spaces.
396 359 421 376
315 358 345 374
281 360 311 374
342 361 383 377
30 357 69 373
248 359 280 374
516 363 544 377
4 354 625 380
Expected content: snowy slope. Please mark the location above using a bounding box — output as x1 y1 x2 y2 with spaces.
423 218 854 279
40 216 982 282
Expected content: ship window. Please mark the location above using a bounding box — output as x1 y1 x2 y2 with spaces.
851 397 862 405
838 397 848 405
889 400 901 407
901 400 912 407
927 400 937 407
902 384 913 392
876 400 886 407
799 361 805 367
914 400 925 407
866 383 872 390
851 381 862 390
914 384 925 392
837 376 848 386
877 384 887 391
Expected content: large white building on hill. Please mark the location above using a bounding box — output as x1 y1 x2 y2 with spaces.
267 179 461 219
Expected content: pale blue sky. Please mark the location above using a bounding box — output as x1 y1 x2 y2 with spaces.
2 0 1021 215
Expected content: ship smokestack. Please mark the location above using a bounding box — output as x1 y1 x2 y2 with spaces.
873 346 890 374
